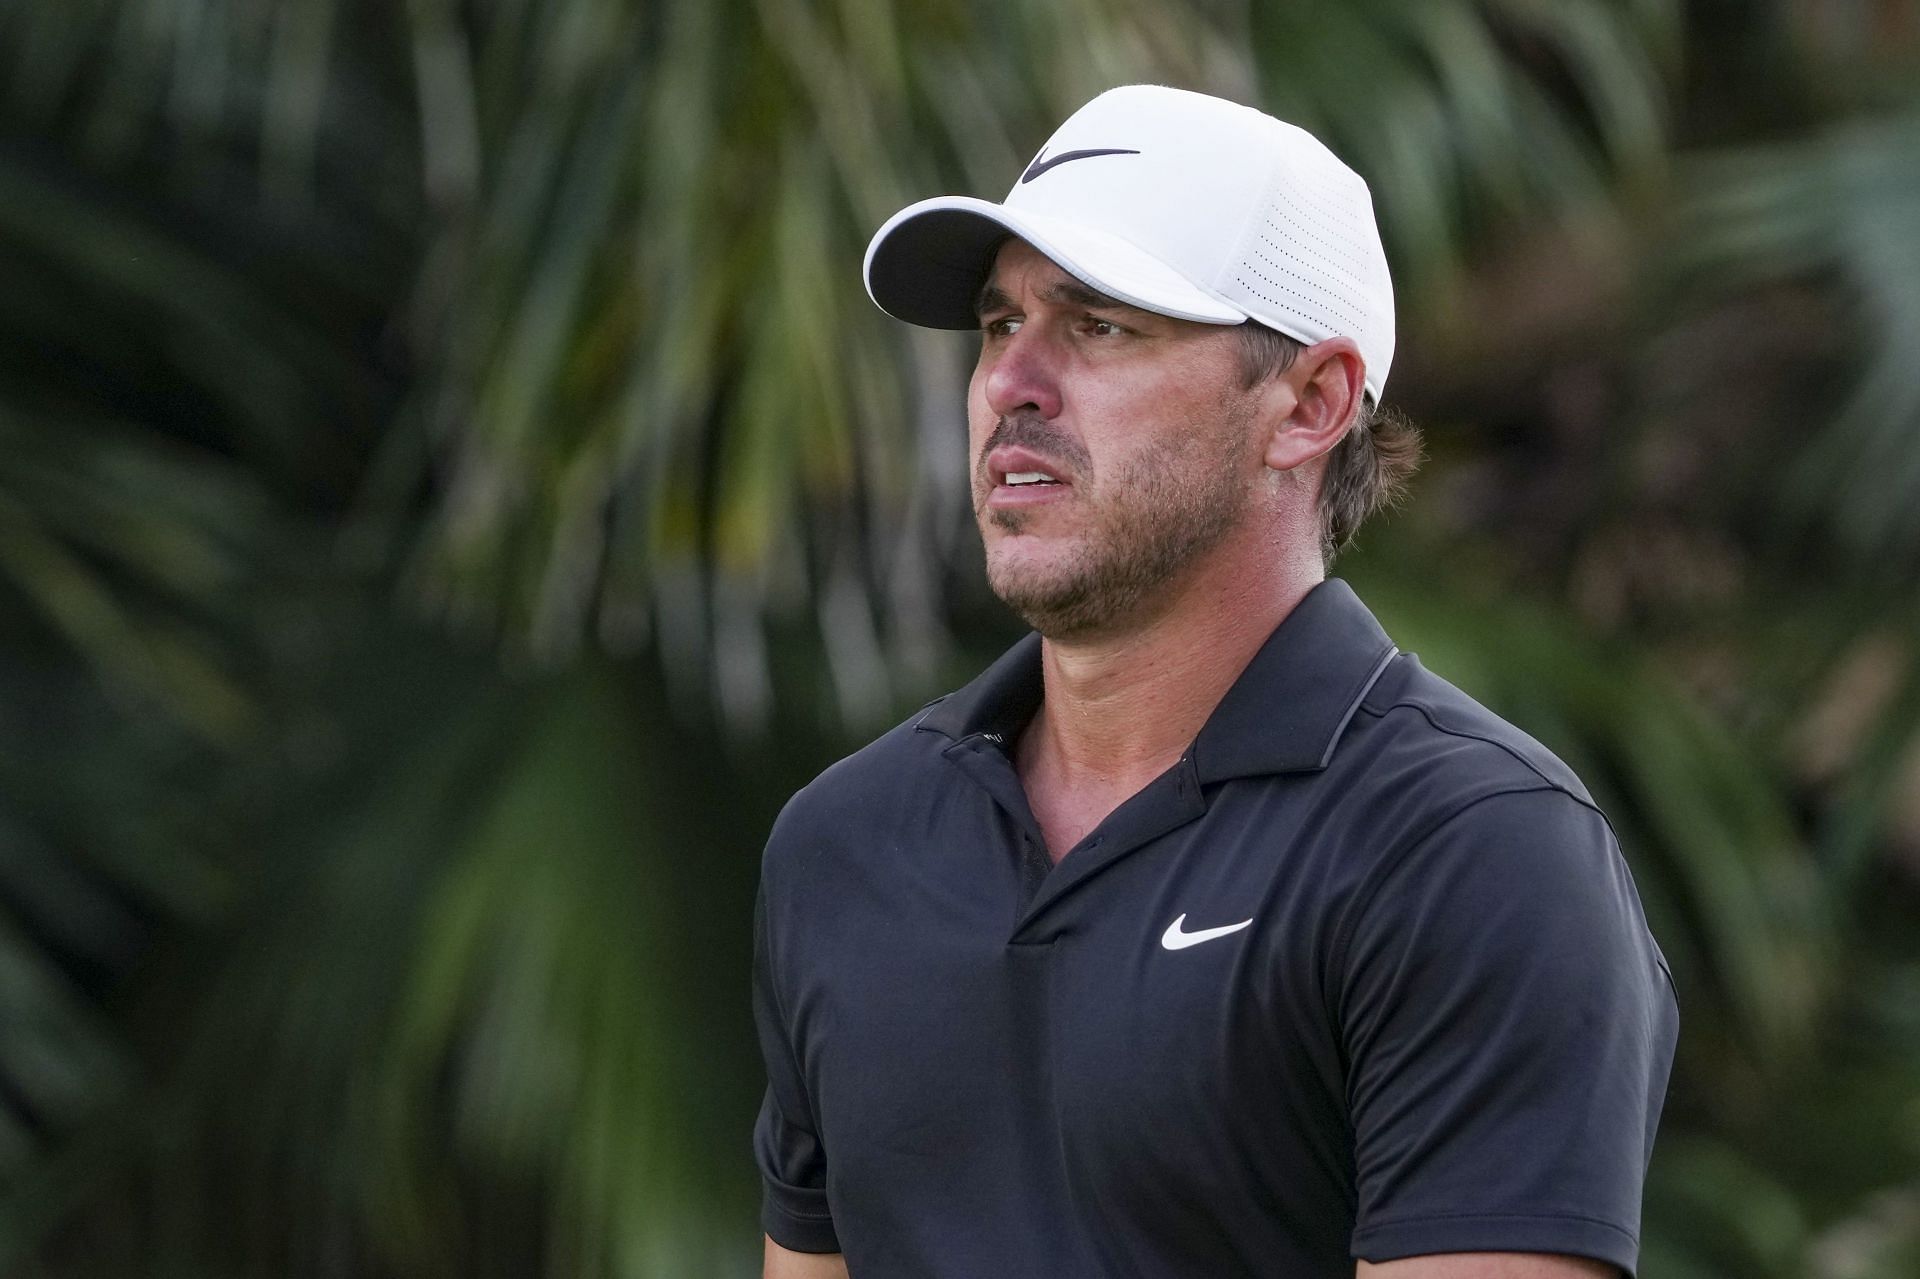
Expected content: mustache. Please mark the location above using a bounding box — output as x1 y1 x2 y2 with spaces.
975 414 1093 485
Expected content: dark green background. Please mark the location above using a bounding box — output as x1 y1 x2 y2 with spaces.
2 2 1917 1275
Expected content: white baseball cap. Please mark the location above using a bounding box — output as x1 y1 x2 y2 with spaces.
863 84 1397 402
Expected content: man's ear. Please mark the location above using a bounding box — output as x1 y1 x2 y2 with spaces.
1262 337 1366 473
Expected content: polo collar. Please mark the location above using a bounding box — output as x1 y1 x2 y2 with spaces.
915 631 1045 745
915 578 1397 780
1188 578 1398 781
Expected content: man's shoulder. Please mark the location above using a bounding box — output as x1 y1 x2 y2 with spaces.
762 695 959 862
1351 651 1597 812
1333 655 1661 977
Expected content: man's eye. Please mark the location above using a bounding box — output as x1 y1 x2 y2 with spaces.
1087 318 1124 337
982 316 1021 337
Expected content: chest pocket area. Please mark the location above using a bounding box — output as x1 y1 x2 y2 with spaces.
1048 916 1285 1177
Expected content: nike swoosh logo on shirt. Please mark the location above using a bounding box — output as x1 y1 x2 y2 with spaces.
1020 147 1142 183
1160 913 1254 950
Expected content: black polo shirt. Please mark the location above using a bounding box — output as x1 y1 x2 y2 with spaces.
753 579 1677 1276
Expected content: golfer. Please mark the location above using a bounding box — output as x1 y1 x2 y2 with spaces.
754 84 1677 1278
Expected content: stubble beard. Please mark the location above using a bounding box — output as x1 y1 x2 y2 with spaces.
978 408 1254 640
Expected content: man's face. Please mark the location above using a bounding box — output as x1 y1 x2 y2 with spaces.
968 239 1267 639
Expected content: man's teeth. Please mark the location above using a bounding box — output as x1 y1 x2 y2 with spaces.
1005 472 1058 486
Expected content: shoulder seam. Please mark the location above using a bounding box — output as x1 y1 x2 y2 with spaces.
1358 695 1591 801
1358 694 1629 854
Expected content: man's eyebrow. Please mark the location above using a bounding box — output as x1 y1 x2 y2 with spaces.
972 278 1152 320
1040 280 1139 313
974 283 1015 319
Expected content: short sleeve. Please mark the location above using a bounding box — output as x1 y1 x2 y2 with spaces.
1337 786 1678 1275
751 881 840 1253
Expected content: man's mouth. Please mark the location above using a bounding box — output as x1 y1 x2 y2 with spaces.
979 435 1083 518
985 442 1073 491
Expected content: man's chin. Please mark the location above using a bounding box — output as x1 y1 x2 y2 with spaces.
988 563 1138 640
984 545 1068 603
984 532 1062 578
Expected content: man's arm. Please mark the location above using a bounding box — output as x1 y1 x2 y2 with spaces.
1339 789 1675 1274
754 862 843 1258
1358 1254 1617 1277
764 1235 849 1278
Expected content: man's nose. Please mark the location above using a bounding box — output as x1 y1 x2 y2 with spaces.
982 328 1064 421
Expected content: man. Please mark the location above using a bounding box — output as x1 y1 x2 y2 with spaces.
753 84 1677 1277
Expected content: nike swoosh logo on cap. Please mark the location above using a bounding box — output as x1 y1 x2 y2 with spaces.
1160 914 1254 951
1020 147 1142 184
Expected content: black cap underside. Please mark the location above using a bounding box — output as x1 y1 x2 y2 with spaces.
866 208 1015 330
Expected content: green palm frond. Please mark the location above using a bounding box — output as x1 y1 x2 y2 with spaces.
1251 0 1677 312
75 637 787 1279
4 2 1918 1276
4 2 1687 732
0 657 233 1273
5 0 1681 723
1678 104 1920 573
441 0 1679 701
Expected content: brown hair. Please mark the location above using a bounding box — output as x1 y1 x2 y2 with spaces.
1235 322 1423 564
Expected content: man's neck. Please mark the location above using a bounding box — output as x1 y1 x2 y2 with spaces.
1016 556 1323 855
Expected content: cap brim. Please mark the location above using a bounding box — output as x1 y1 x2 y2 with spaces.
863 196 1247 330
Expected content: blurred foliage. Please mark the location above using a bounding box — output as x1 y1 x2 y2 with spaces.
0 0 1918 1276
